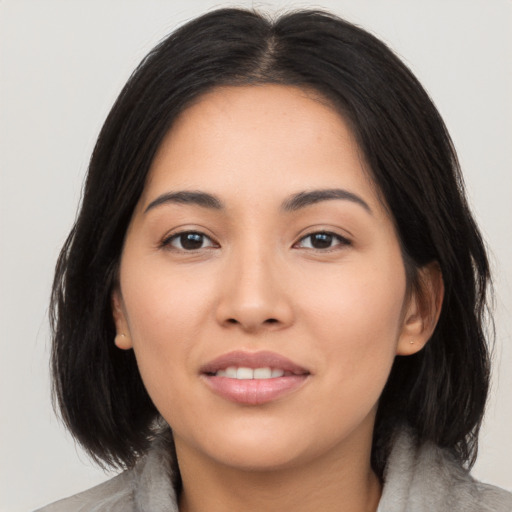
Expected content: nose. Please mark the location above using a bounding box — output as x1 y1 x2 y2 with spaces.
215 246 294 333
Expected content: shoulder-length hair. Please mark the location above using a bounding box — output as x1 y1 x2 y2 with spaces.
51 7 491 477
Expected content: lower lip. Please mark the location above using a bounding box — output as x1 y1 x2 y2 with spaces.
202 375 308 405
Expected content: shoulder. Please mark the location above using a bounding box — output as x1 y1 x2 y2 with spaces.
472 481 512 512
379 429 512 512
34 471 134 512
35 434 179 512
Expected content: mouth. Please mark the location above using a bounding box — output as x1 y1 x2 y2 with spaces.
200 351 310 405
209 367 294 379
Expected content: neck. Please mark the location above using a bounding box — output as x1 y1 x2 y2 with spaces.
176 427 381 512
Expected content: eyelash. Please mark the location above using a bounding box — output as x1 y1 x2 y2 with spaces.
161 231 218 251
161 230 351 252
294 231 351 251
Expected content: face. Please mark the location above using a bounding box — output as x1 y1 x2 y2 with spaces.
113 85 430 473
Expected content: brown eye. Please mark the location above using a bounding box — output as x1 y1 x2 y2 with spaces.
296 232 350 250
165 231 216 251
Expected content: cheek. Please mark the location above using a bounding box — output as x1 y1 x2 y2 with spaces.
119 260 216 400
302 255 406 337
299 256 406 404
122 256 213 339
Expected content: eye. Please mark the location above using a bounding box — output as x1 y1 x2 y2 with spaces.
295 231 351 250
163 231 217 251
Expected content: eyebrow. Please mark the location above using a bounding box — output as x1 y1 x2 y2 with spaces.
282 189 372 214
144 191 223 213
144 188 372 214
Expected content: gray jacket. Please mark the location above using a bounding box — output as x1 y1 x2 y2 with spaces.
36 430 512 511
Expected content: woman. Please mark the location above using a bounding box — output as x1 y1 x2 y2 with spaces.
37 7 512 512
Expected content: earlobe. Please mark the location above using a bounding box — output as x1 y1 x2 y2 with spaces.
114 332 132 350
396 262 444 356
111 289 133 350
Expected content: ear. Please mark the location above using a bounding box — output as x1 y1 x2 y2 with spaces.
396 262 444 356
111 288 133 350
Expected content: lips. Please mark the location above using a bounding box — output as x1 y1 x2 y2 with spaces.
200 351 310 405
201 350 309 375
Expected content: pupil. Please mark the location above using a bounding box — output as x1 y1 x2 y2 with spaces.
312 233 332 249
181 233 203 250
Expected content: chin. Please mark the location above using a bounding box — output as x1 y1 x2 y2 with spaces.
174 418 312 472
207 442 309 473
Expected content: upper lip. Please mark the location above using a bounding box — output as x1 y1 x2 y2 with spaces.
200 350 310 375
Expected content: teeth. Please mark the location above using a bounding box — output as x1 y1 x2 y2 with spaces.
237 367 253 380
215 366 285 379
225 366 238 378
254 367 272 379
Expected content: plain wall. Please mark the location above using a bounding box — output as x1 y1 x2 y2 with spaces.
0 1 511 510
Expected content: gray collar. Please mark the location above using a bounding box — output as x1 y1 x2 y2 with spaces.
132 429 512 512
37 428 512 511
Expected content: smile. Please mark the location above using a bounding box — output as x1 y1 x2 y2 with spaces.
200 351 310 405
214 367 290 379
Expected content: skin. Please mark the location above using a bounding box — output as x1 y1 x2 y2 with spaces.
112 85 442 512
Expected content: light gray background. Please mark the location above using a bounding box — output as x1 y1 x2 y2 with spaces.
1 1 511 510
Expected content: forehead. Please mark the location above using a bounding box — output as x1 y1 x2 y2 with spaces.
142 84 379 210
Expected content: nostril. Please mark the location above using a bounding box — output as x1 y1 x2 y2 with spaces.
225 317 278 326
